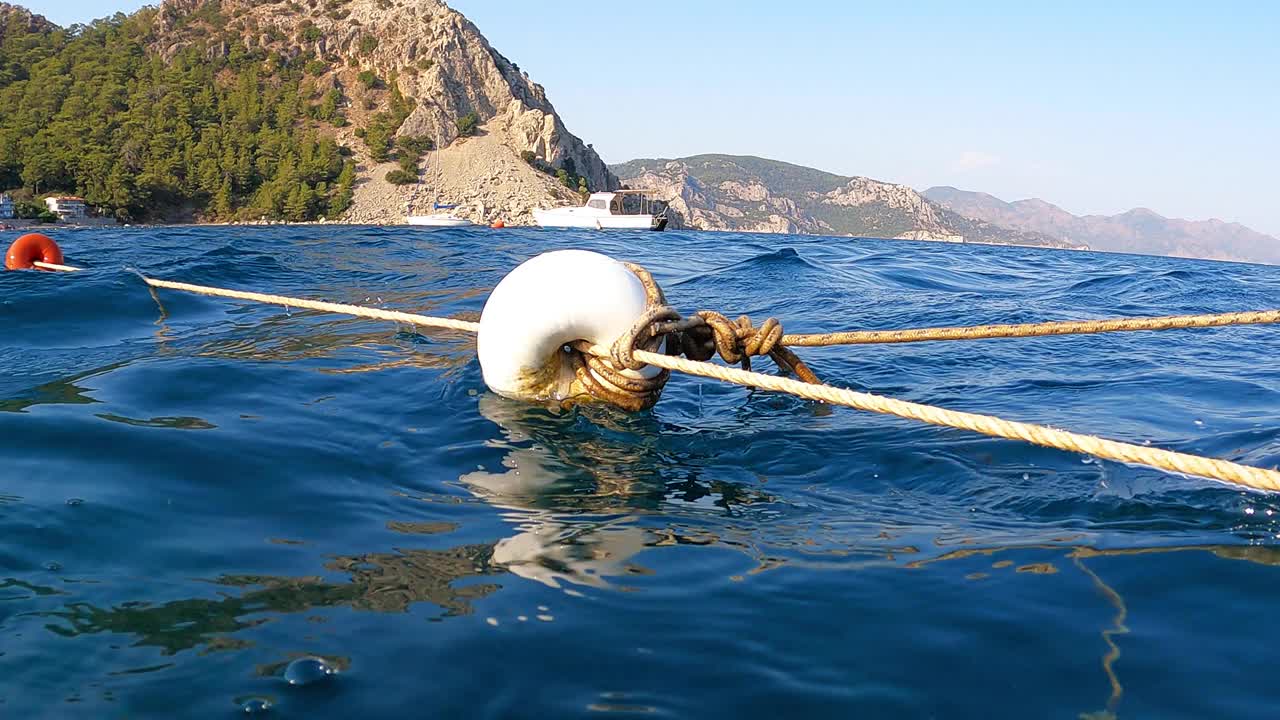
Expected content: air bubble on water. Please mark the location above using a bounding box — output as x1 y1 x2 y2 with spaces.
239 697 272 714
1081 457 1095 465
517 615 528 622
537 605 549 612
284 657 335 686
536 615 554 622
1244 507 1256 515
1194 419 1204 426
1022 473 1030 481
486 618 499 627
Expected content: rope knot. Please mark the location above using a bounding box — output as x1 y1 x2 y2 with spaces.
567 262 821 411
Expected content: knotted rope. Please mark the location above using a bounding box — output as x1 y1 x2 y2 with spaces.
26 261 1280 492
564 263 821 411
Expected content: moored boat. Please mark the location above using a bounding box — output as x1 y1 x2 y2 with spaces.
406 212 475 228
534 190 668 231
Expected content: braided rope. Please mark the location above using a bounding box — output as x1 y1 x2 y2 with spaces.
783 310 1280 346
587 346 1280 492
142 278 481 333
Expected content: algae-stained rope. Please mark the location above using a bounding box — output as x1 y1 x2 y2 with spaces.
783 310 1280 346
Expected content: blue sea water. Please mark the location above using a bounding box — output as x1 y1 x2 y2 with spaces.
3 226 1280 719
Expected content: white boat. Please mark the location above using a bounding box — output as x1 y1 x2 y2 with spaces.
406 212 474 228
534 190 668 231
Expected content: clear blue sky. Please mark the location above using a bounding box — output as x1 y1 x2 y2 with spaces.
28 0 1280 235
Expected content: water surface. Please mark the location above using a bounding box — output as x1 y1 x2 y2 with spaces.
2 226 1279 718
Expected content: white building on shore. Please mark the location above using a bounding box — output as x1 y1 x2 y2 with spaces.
45 196 87 222
0 193 13 219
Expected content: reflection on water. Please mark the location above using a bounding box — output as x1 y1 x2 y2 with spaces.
94 414 217 430
462 392 776 588
40 539 502 656
0 364 116 413
27 393 787 656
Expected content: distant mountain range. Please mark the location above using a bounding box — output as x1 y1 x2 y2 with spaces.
611 155 1071 249
923 187 1280 264
612 154 1279 264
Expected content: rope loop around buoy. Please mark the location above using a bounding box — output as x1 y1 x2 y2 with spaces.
600 263 822 387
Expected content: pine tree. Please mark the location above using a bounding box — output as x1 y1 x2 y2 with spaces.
0 11 354 222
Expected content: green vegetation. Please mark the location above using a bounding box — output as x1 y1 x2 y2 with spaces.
385 168 417 185
9 197 56 223
612 154 849 197
0 9 355 222
359 80 415 163
556 157 589 195
383 135 434 186
523 151 589 195
454 111 480 137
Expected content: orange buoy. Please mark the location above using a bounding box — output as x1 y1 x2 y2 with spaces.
490 221 506 229
5 233 64 271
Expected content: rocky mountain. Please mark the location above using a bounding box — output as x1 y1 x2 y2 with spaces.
0 0 614 224
0 3 50 36
924 187 1280 264
156 0 618 224
613 155 1072 248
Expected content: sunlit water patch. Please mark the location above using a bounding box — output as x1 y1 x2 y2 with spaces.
2 226 1279 718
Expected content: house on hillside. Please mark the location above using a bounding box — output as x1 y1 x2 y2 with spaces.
45 196 87 222
0 194 13 220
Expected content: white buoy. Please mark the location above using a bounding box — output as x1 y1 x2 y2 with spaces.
477 250 663 404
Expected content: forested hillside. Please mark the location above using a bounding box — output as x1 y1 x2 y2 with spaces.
0 4 356 222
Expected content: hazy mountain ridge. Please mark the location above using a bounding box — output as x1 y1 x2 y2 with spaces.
612 155 1073 248
924 186 1280 264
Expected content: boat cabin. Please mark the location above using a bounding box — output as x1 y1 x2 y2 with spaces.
584 190 664 216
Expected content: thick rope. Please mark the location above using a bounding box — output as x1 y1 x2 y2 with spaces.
33 261 82 273
783 310 1280 346
141 278 480 334
32 262 1280 491
587 347 1280 492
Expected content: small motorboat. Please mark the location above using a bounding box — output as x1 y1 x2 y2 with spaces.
534 190 667 231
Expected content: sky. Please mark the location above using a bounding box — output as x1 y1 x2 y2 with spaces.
27 0 1280 236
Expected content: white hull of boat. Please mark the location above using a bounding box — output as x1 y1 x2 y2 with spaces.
406 214 475 228
533 210 664 231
